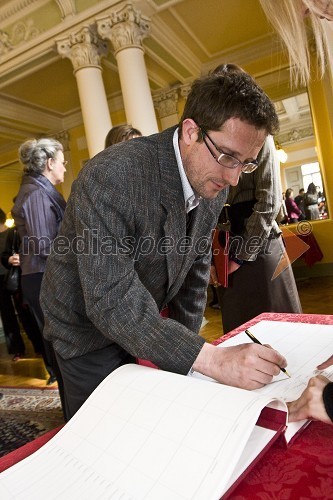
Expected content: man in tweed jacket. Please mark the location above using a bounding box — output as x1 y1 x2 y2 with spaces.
41 71 288 419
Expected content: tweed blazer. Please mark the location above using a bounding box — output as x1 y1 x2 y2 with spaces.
41 127 227 375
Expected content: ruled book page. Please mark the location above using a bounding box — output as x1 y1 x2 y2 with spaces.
195 321 333 443
0 364 285 500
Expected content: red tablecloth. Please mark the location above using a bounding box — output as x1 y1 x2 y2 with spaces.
282 228 324 267
215 312 333 499
299 233 323 266
1 313 333 500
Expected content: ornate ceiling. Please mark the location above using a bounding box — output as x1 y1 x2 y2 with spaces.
0 0 309 159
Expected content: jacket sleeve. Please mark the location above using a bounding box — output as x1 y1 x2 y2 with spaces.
68 168 205 375
237 135 281 261
168 249 211 335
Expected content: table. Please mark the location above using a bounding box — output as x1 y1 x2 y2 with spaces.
214 312 333 499
1 312 333 500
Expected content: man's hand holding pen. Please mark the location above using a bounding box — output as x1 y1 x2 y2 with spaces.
245 329 291 377
193 342 288 390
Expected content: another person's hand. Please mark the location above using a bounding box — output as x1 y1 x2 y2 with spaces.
8 253 20 266
193 342 287 390
317 355 333 370
287 375 332 424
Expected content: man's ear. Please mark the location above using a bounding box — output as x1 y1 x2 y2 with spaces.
181 119 200 145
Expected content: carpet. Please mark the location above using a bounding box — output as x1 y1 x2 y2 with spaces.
0 387 64 457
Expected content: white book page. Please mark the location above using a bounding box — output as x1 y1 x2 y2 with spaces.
223 426 276 495
0 364 285 500
193 321 333 442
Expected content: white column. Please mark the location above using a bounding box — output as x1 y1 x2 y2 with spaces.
56 26 112 158
97 3 158 136
154 89 179 130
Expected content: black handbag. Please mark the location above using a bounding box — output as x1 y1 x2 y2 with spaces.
4 229 20 294
4 266 20 293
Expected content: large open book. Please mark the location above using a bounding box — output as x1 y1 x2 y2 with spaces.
1 321 332 500
193 320 333 444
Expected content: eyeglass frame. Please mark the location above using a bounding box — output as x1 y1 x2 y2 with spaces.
42 148 68 168
57 159 68 168
199 126 259 173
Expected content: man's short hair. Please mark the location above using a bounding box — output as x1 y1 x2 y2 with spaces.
180 71 279 137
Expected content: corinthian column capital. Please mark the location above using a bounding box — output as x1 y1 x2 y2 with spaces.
56 25 108 72
97 2 150 54
180 83 192 100
154 89 179 119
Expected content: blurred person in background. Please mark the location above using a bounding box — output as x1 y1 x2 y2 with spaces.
12 138 66 396
210 64 301 334
1 213 42 360
104 124 142 149
285 188 305 223
304 182 320 220
294 188 306 217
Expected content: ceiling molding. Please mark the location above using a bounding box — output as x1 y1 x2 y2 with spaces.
137 0 183 15
101 58 118 74
0 0 321 173
0 0 48 26
55 0 76 20
0 0 124 76
277 126 314 146
0 52 60 89
201 34 280 74
149 16 201 77
0 93 63 128
145 66 170 89
144 45 189 84
168 6 210 58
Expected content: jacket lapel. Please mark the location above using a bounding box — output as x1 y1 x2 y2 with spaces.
157 128 187 293
156 127 224 303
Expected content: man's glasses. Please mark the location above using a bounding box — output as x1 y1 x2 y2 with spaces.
200 127 259 173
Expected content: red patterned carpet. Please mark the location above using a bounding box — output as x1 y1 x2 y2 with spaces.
0 386 64 457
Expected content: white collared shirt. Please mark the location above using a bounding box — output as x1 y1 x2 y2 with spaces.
173 128 201 213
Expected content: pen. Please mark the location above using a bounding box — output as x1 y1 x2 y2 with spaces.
245 329 291 378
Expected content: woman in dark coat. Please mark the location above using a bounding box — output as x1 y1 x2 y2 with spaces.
12 138 67 391
1 223 42 359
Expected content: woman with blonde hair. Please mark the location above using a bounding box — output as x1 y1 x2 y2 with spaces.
259 0 332 86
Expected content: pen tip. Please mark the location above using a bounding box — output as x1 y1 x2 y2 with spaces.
285 370 291 378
